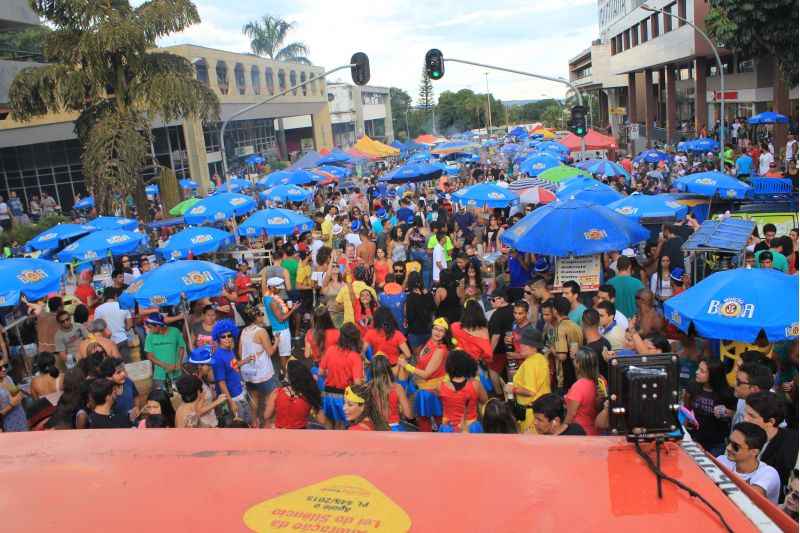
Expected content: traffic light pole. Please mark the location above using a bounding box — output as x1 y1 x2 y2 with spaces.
443 57 586 151
219 63 356 177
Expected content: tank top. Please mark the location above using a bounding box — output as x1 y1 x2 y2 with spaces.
416 340 447 389
387 387 400 424
238 324 274 383
439 380 479 429
274 387 312 429
436 286 462 324
263 295 289 332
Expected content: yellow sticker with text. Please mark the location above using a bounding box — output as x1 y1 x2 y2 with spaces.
243 475 411 532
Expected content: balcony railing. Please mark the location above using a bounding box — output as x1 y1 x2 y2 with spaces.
0 48 45 62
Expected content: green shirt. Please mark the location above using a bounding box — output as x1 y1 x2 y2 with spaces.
281 258 299 289
144 327 186 381
608 274 644 318
427 234 454 261
755 249 788 273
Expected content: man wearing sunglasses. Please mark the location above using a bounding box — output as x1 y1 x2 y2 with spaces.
716 422 781 503
53 310 85 372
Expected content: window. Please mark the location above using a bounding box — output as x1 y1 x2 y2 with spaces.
300 72 307 96
194 58 209 86
631 25 639 46
707 61 733 77
277 69 286 93
611 35 617 55
289 70 297 95
677 0 686 26
650 14 659 37
216 61 229 95
623 29 630 50
234 63 246 95
737 57 754 73
251 66 261 95
265 67 275 95
362 92 387 105
663 3 673 32
640 19 649 42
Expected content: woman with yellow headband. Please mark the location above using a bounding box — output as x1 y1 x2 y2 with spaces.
398 317 451 432
344 383 389 431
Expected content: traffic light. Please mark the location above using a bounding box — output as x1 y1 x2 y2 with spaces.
350 52 370 86
425 49 445 80
569 105 587 137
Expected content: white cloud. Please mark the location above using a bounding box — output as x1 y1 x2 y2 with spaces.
154 0 600 103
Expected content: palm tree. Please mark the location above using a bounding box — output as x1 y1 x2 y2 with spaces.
242 15 311 64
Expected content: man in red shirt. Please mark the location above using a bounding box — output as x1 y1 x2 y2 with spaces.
234 262 255 316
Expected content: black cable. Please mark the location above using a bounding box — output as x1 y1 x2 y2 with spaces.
634 441 734 533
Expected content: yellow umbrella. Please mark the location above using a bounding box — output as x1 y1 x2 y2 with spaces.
532 129 556 139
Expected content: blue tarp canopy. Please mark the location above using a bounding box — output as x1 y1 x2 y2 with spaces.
681 218 755 254
290 151 322 169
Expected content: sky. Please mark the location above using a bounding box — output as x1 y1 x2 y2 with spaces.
154 0 600 104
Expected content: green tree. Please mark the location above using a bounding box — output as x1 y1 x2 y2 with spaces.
418 66 434 110
389 87 412 139
705 0 798 83
0 26 50 59
9 0 219 216
242 15 311 64
541 105 565 129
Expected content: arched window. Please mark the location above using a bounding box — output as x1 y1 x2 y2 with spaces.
215 61 229 95
265 67 275 95
193 58 209 86
290 70 297 95
278 69 286 93
234 63 246 95
300 72 307 96
251 66 261 95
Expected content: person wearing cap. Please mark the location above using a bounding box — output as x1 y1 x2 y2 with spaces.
344 219 363 248
264 276 298 370
143 313 186 391
669 267 686 298
504 326 550 433
488 286 515 376
184 346 226 428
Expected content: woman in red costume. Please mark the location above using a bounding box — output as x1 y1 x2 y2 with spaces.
438 350 488 433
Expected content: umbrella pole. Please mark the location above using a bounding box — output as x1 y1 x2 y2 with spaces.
180 293 193 352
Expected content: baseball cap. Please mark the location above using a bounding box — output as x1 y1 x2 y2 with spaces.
621 248 636 258
670 267 685 283
376 207 388 220
533 257 550 273
145 313 166 327
351 220 362 232
267 277 285 288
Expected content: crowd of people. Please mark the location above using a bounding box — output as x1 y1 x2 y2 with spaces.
0 131 797 515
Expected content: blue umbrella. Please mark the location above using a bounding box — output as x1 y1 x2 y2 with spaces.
575 158 601 170
747 111 789 125
508 177 555 192
608 193 688 221
482 139 499 148
244 154 266 165
406 151 431 163
501 144 522 154
74 196 94 210
453 183 520 209
557 183 623 205
88 216 138 231
519 153 561 176
145 184 159 196
258 169 317 189
673 171 751 199
239 208 314 237
316 148 355 165
634 149 672 165
557 176 602 195
183 193 257 225
216 178 253 193
260 185 313 204
430 162 461 176
685 137 720 153
535 141 570 155
337 180 359 191
379 163 443 184
26 223 95 251
57 230 147 262
316 165 351 178
119 260 236 309
583 160 630 180
179 179 198 190
664 268 799 343
156 227 235 261
501 198 650 256
0 258 67 306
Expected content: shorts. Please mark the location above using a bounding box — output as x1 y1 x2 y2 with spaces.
273 328 291 357
246 374 279 396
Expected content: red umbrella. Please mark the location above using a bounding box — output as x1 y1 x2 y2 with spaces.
518 187 556 204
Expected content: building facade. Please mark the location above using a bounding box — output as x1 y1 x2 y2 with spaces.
0 18 335 209
577 0 797 149
325 82 394 148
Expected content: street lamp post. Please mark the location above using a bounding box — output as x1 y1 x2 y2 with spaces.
219 63 356 177
642 4 725 171
485 72 493 135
